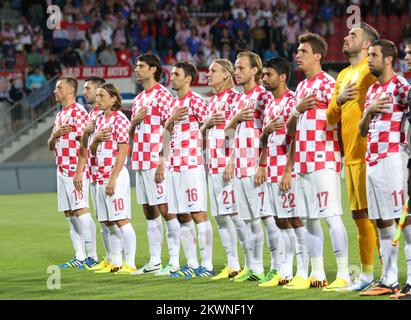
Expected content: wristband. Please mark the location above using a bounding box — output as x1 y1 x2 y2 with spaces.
258 163 267 168
292 106 301 117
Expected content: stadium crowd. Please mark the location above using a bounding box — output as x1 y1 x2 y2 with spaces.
0 0 411 96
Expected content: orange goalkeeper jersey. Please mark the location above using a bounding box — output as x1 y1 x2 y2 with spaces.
326 57 377 165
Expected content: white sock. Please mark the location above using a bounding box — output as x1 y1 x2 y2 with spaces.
403 224 411 284
281 228 295 279
88 214 97 259
294 226 309 279
306 219 326 280
251 219 264 274
147 216 163 265
67 216 86 261
180 220 199 269
263 217 283 272
165 218 181 269
216 215 240 270
326 216 349 281
379 225 397 285
77 213 97 260
100 223 111 262
120 223 136 268
232 215 252 269
205 220 214 270
197 221 213 270
108 224 123 267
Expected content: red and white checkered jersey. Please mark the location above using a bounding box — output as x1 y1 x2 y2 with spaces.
294 71 341 174
231 85 274 178
206 88 238 174
169 90 208 172
365 75 410 166
94 111 130 184
131 83 173 171
52 103 88 177
263 90 295 183
87 107 102 184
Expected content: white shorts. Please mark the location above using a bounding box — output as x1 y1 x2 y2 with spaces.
367 152 408 221
135 168 167 205
90 182 97 217
296 169 342 219
233 176 265 221
167 167 207 214
95 167 131 222
263 181 301 218
208 173 238 216
57 170 89 212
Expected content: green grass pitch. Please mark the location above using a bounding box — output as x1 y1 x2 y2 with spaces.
0 181 407 300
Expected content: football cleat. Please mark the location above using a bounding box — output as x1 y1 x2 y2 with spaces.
170 265 196 279
278 276 292 286
308 276 329 288
283 275 310 290
88 259 110 271
115 264 137 275
130 262 162 275
259 269 278 283
390 283 411 299
94 263 120 273
323 277 350 292
348 278 374 292
259 274 286 287
77 257 99 270
194 266 216 277
231 267 250 282
359 281 400 296
211 266 239 280
58 257 84 269
155 263 179 276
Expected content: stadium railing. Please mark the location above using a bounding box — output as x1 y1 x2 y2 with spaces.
0 75 59 154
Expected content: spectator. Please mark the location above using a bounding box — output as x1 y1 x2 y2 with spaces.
113 20 129 49
26 45 43 69
98 44 118 66
282 17 300 54
164 48 177 65
234 29 249 53
193 51 208 68
75 40 87 65
176 44 193 61
219 27 233 51
206 45 221 65
43 52 62 80
251 19 266 55
231 1 247 20
25 67 47 91
186 28 202 55
84 47 98 66
403 22 411 40
263 43 280 61
280 40 294 63
2 47 15 70
32 25 43 52
130 46 139 66
136 29 153 54
233 12 249 35
116 43 131 66
9 79 24 131
1 22 16 54
319 0 335 36
175 21 191 48
221 43 233 61
61 46 83 67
